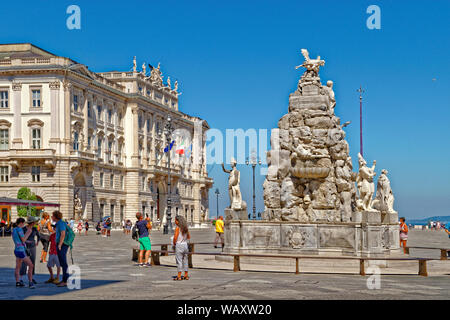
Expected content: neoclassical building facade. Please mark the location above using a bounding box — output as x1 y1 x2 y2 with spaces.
0 43 213 226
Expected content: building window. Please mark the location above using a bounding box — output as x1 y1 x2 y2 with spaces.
97 138 102 158
73 131 79 151
31 89 41 108
99 172 104 187
108 109 112 124
118 112 123 127
110 173 114 189
87 135 91 149
87 101 92 118
146 119 150 133
138 115 143 130
107 141 113 162
31 166 40 182
0 166 8 182
150 180 153 192
141 176 145 191
97 105 102 120
120 205 124 222
100 203 104 219
0 90 8 108
142 203 146 216
0 129 9 150
110 204 115 219
73 94 78 112
120 175 124 190
31 128 41 149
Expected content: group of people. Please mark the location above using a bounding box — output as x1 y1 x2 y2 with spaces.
12 211 71 289
133 212 194 281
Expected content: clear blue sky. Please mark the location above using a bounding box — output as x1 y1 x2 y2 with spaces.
1 0 449 220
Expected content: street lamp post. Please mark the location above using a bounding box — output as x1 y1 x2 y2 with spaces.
159 114 174 234
215 188 220 219
246 149 261 220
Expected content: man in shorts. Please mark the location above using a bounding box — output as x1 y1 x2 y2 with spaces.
135 212 152 267
214 216 225 249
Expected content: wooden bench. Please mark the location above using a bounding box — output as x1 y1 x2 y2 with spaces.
405 246 450 260
148 249 445 277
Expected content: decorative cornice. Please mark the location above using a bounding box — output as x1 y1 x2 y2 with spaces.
0 119 12 128
27 118 45 127
12 82 22 91
49 81 60 90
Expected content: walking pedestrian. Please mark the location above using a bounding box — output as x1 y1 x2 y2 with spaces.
45 224 61 284
84 220 89 235
173 215 190 281
12 218 34 288
399 217 409 254
20 216 40 284
38 212 53 263
214 216 225 249
126 220 132 235
52 211 69 287
77 221 83 234
135 212 152 267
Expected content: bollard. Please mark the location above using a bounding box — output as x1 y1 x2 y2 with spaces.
233 256 240 272
418 260 428 276
440 249 448 260
188 243 194 268
132 248 139 262
151 251 160 265
359 259 365 276
161 244 168 256
295 258 299 275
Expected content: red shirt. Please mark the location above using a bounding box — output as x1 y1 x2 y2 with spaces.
49 233 57 255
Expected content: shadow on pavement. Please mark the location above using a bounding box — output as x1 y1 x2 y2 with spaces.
0 267 122 300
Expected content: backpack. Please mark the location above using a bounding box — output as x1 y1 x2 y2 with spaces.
63 222 76 264
131 222 140 241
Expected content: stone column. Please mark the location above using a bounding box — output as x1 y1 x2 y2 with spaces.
143 113 148 168
12 82 23 148
82 90 89 151
63 82 72 154
49 81 61 151
131 108 139 167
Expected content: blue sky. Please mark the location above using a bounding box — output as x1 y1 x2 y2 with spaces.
1 0 449 220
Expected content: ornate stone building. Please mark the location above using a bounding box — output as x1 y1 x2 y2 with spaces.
0 43 212 226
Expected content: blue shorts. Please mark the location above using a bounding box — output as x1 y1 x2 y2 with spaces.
14 249 26 259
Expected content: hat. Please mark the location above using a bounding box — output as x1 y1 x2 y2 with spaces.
26 216 40 224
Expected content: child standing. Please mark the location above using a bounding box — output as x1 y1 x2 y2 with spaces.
399 217 409 254
45 225 61 284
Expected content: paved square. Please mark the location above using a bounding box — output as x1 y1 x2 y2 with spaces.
0 228 448 300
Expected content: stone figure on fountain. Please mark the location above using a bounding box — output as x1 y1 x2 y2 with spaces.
222 158 247 221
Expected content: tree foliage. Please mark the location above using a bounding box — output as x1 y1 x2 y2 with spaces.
17 187 38 217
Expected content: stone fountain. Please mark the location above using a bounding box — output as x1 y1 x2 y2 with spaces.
224 49 400 257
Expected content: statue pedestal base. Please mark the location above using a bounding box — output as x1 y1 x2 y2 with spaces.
225 208 248 221
361 210 381 224
381 211 398 224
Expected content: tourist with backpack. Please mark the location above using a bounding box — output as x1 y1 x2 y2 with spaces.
19 216 40 285
12 217 35 289
52 210 74 287
134 212 152 267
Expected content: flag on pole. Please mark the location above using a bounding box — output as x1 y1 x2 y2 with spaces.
164 140 175 153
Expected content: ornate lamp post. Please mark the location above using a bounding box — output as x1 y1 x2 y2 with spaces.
215 188 220 219
159 114 174 234
246 149 261 220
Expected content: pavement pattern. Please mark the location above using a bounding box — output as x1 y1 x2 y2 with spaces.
0 227 448 300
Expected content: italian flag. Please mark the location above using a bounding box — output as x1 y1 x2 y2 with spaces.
176 139 185 155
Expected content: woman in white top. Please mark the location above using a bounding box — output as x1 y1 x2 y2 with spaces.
173 215 190 281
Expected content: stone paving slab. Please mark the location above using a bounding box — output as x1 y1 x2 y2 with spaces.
0 228 448 300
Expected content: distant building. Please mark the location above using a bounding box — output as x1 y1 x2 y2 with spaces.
0 43 212 226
